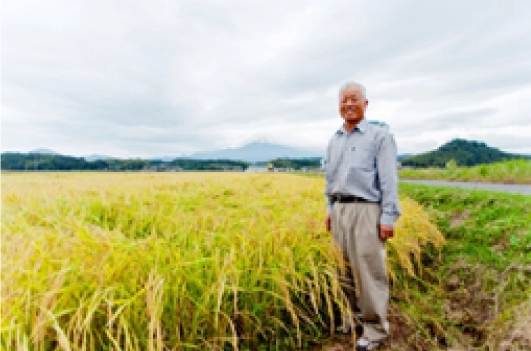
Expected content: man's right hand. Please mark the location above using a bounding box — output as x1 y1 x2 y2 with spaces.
326 214 332 232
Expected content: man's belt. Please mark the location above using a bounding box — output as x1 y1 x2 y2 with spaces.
331 194 375 204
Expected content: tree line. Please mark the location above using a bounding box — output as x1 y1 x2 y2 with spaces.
270 157 322 170
0 153 250 171
1 153 324 172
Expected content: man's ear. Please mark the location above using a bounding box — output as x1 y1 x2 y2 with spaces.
365 99 369 108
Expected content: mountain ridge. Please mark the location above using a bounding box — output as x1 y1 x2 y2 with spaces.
183 141 323 162
3 142 323 163
401 139 529 167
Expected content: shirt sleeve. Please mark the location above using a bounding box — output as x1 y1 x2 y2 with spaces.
376 133 401 226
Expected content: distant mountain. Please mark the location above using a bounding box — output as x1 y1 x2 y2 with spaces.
185 142 323 162
84 154 112 161
401 139 529 168
155 156 179 162
30 148 59 155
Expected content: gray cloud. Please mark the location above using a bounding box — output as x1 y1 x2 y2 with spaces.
2 0 530 157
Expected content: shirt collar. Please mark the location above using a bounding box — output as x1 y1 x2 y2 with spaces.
336 118 368 135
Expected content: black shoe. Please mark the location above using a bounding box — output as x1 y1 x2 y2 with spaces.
355 323 364 336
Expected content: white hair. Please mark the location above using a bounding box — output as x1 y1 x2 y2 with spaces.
338 82 366 102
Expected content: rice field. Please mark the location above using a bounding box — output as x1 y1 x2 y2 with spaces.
1 172 444 350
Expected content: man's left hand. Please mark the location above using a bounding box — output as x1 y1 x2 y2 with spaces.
379 224 394 242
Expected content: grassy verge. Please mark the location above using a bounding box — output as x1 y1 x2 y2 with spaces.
394 183 531 350
399 159 531 184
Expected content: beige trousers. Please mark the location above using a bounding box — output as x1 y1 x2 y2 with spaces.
331 202 389 342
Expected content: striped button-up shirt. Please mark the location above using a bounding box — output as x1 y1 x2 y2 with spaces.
325 118 401 226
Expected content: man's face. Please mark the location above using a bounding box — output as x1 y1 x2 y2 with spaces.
339 86 368 124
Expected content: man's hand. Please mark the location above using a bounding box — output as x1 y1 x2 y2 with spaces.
379 224 394 242
326 214 332 232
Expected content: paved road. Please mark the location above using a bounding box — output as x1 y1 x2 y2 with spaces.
400 179 531 195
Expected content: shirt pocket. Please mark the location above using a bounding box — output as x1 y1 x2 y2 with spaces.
348 146 375 171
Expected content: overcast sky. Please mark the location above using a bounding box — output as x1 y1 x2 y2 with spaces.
2 0 531 158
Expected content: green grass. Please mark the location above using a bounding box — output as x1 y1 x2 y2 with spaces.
399 159 531 184
396 183 531 349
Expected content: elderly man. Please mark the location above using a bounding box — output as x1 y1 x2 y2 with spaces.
325 82 400 351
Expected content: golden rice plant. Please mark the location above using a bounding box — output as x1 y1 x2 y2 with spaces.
1 172 443 350
386 197 446 294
